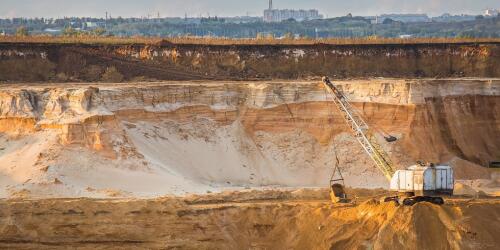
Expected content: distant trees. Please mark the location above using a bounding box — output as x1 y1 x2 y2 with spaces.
2 16 500 39
92 27 106 36
62 27 78 36
382 18 400 25
458 31 476 38
283 32 294 39
15 26 28 36
62 26 107 37
256 32 274 39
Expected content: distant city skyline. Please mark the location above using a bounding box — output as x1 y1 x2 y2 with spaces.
1 0 499 18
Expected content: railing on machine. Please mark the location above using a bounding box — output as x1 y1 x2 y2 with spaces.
322 77 395 181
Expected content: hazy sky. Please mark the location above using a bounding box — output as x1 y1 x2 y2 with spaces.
1 0 499 18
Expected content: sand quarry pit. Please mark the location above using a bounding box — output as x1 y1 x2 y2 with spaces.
1 41 500 249
0 78 499 249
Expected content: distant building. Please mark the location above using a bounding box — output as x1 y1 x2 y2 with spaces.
81 21 105 30
43 28 62 34
484 9 499 17
363 16 378 24
399 34 413 39
375 14 430 23
85 22 99 28
43 18 55 25
263 0 323 22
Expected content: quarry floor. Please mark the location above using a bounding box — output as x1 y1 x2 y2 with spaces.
0 189 499 250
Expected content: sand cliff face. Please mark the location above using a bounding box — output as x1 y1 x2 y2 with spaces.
0 79 498 198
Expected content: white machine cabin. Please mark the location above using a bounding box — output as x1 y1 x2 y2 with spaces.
390 165 454 196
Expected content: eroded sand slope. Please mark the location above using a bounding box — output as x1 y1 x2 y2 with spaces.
0 79 499 198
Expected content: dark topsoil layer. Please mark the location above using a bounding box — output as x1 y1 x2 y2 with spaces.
0 42 499 82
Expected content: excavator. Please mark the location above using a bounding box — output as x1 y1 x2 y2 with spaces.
322 76 454 206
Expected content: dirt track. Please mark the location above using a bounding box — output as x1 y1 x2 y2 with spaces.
0 189 499 250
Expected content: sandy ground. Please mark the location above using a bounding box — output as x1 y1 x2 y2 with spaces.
0 189 499 249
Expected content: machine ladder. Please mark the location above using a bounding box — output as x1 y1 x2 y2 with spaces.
322 77 395 181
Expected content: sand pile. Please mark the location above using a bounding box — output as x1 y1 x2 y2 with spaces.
454 183 485 197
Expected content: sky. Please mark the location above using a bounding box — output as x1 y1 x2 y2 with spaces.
0 0 499 18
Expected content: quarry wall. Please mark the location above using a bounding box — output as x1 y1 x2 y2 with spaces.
1 80 498 165
0 80 498 184
1 42 500 82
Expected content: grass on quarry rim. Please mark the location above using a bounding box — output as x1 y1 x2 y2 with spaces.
1 35 500 45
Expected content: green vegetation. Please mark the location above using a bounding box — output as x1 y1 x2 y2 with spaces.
61 26 108 37
15 26 28 37
2 15 500 39
103 15 500 38
1 35 500 46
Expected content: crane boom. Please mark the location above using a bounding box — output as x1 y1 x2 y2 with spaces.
322 77 395 181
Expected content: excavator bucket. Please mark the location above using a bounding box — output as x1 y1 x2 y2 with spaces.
330 183 350 203
384 136 398 143
329 159 350 204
